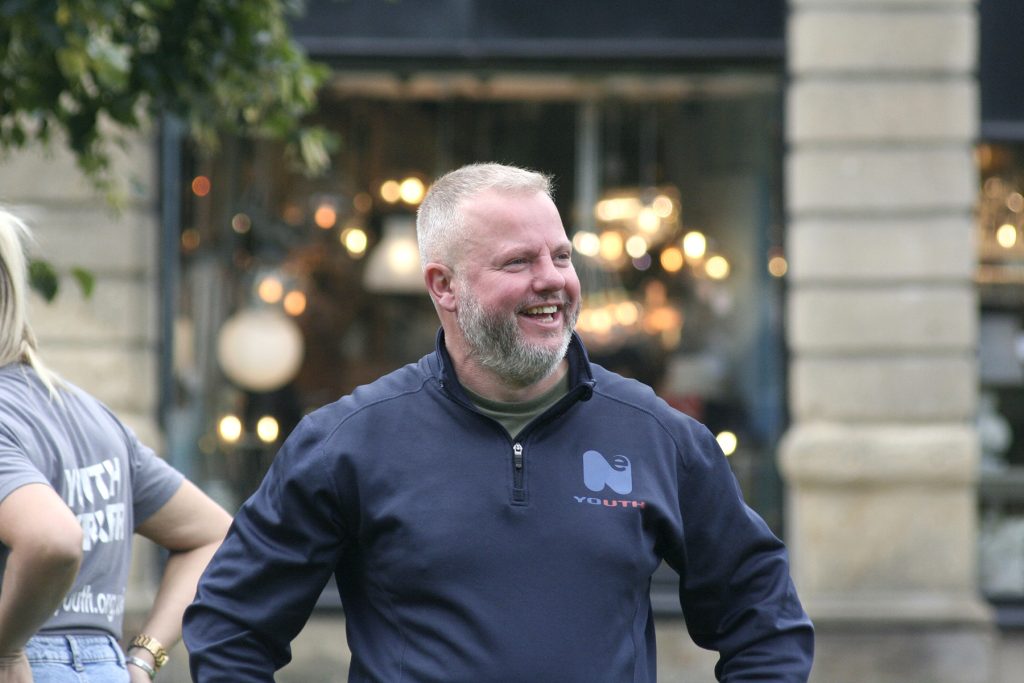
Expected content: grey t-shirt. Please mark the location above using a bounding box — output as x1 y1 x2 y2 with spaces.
0 363 184 638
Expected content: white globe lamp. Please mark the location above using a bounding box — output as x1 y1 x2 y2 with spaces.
216 308 304 392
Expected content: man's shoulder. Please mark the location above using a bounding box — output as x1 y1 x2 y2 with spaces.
587 363 705 432
304 356 436 429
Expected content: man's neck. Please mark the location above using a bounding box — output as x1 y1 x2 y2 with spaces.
456 358 569 403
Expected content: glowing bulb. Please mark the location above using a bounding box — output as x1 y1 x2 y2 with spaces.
379 180 401 203
637 207 660 234
660 246 684 273
598 231 624 261
573 231 601 257
1008 193 1024 213
652 195 674 218
231 213 251 234
705 255 730 280
614 301 640 326
589 308 613 334
387 240 419 274
625 235 648 259
283 290 307 316
768 255 788 278
180 229 200 251
595 197 641 222
342 227 368 256
218 415 242 443
256 416 280 443
191 176 211 197
682 231 707 260
399 177 426 204
716 431 738 456
314 203 337 229
996 223 1018 249
257 276 284 304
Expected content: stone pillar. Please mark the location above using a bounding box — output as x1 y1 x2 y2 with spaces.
0 137 161 444
781 1 995 681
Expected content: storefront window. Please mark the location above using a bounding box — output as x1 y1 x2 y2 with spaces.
164 73 787 540
976 142 1024 605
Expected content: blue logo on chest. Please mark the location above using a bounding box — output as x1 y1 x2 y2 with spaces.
582 450 632 495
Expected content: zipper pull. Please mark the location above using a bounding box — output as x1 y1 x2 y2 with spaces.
513 442 523 471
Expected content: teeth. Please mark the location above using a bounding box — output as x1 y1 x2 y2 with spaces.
524 305 558 315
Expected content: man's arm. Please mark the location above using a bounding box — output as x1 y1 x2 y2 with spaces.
184 417 347 682
670 425 814 681
124 480 232 683
0 484 83 681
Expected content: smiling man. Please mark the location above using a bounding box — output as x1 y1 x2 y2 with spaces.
184 163 814 682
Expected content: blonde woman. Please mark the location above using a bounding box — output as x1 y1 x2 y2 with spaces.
0 208 231 682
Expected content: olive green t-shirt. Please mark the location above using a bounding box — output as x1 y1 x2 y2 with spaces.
464 373 570 439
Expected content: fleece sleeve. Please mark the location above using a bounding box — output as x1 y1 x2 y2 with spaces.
183 415 349 682
666 423 814 682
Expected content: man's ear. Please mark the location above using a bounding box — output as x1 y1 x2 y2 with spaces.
423 263 457 312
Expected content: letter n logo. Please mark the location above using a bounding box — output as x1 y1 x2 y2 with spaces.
582 450 632 495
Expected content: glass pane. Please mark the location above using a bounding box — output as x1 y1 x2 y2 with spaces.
167 76 785 531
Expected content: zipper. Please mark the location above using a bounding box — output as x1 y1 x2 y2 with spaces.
512 442 526 503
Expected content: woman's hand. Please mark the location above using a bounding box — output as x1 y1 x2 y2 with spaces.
127 662 152 683
0 651 32 683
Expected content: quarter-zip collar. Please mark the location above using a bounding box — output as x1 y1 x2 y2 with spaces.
430 327 596 407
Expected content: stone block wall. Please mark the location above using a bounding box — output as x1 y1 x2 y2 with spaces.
782 0 996 681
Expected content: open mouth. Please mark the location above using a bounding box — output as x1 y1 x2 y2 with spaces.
520 304 560 322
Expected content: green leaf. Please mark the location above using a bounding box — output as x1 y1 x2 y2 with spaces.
28 260 59 302
71 267 95 298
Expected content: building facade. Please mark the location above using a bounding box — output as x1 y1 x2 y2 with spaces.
3 1 1024 680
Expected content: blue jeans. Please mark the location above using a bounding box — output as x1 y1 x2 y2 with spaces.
24 635 128 683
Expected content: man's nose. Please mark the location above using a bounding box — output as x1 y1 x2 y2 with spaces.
532 254 567 292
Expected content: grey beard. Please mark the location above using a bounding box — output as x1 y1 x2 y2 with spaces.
457 291 577 388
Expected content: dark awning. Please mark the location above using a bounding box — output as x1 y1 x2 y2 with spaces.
289 0 785 65
980 0 1024 141
291 0 1020 138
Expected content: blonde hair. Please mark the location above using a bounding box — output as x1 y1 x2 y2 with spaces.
416 162 553 269
0 208 64 397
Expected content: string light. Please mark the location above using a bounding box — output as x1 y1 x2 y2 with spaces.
705 255 730 280
996 223 1018 249
231 213 251 234
283 290 307 316
682 231 706 260
716 431 738 456
191 176 211 197
379 180 401 203
341 227 368 257
256 416 280 443
768 253 788 278
660 246 684 273
314 203 337 229
257 276 284 304
399 177 426 205
218 415 242 444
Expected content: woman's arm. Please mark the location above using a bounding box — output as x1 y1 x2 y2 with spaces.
0 483 83 681
125 480 231 680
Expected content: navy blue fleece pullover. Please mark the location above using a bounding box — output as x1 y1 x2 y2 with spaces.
184 332 813 682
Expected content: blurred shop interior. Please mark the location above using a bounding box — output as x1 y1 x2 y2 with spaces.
165 76 787 525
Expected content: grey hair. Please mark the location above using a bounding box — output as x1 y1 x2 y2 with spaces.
416 162 553 269
0 208 64 397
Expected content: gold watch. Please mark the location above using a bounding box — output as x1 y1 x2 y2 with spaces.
129 634 169 670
